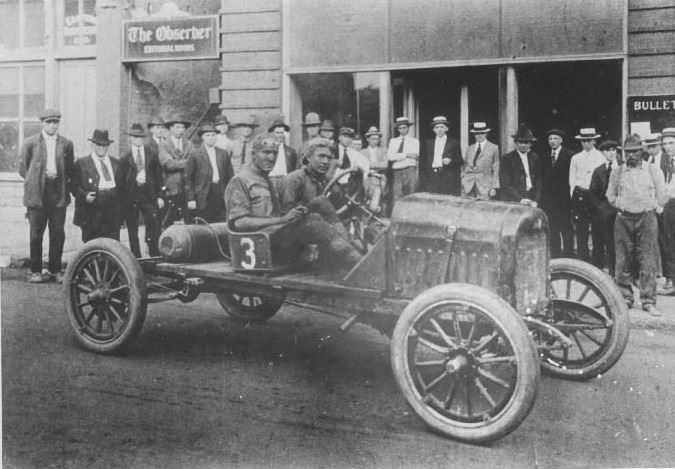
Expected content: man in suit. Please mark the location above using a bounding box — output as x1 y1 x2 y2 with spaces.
19 108 74 283
267 118 298 193
146 116 167 155
298 112 322 168
159 116 193 229
540 128 575 258
419 116 462 195
461 122 499 200
72 129 128 242
120 123 165 257
387 116 419 205
499 124 541 207
230 115 258 175
185 124 234 223
588 139 619 275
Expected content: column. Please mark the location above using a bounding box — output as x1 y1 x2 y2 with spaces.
379 71 392 144
460 84 469 156
498 66 518 153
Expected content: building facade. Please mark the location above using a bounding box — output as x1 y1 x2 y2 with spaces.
1 0 674 171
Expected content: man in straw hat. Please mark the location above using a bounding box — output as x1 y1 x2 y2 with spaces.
298 112 322 168
461 121 499 200
159 115 194 229
19 108 75 283
72 129 129 242
607 134 668 316
387 116 419 203
657 127 675 295
120 123 164 257
569 127 605 262
419 116 462 195
499 123 541 207
267 118 298 193
185 124 234 224
230 115 259 175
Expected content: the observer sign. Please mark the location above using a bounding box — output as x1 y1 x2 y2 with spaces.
122 15 218 62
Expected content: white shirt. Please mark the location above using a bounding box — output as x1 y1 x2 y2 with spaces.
649 151 663 169
337 145 371 177
569 148 605 196
268 143 288 177
42 131 57 178
387 135 420 170
205 145 220 183
171 136 183 153
215 133 232 152
518 151 533 191
91 154 116 189
433 135 446 168
132 145 146 185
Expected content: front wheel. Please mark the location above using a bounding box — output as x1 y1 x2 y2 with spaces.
216 291 283 323
391 284 540 444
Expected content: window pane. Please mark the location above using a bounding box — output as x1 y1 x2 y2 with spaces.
0 67 20 118
0 122 19 172
295 73 357 130
354 72 380 139
0 0 20 49
64 0 97 46
24 0 45 47
24 66 45 118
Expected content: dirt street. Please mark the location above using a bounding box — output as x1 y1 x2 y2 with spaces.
2 267 675 468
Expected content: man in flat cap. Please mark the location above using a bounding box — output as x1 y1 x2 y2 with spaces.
461 122 499 200
607 135 668 316
499 124 541 206
569 127 605 262
214 114 234 153
120 123 164 257
387 116 419 204
540 128 575 258
419 116 462 195
159 116 194 229
19 108 74 283
267 118 298 193
185 124 234 224
658 127 675 295
297 112 322 168
230 115 258 175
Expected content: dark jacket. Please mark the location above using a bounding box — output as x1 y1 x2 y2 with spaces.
19 133 75 209
185 145 234 210
419 136 462 195
119 144 163 206
540 146 574 218
588 162 617 219
499 149 542 203
71 155 127 227
279 144 298 174
159 136 193 196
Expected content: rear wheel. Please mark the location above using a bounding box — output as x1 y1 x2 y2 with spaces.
216 292 283 323
538 258 629 380
391 284 540 444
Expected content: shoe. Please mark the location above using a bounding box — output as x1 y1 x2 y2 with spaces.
28 272 48 283
644 304 662 317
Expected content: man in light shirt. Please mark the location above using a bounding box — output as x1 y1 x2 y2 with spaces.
230 115 259 175
569 127 605 262
657 128 675 295
499 124 541 206
185 124 234 223
607 135 668 316
19 108 74 283
267 118 298 193
72 129 128 242
214 114 233 153
387 116 419 204
461 122 499 200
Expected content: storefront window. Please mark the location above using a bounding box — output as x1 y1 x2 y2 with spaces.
23 0 45 47
0 0 20 49
0 67 20 117
0 0 44 49
63 0 97 46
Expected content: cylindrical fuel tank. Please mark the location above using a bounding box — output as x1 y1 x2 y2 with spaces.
159 223 231 262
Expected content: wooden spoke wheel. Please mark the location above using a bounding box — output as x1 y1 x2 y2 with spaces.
391 284 539 444
63 238 147 354
216 292 283 323
538 258 629 381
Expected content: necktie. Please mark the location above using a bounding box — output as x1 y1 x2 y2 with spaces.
241 141 247 164
99 158 112 182
397 137 405 153
607 161 612 177
134 146 143 169
341 147 351 169
551 150 556 165
472 143 481 166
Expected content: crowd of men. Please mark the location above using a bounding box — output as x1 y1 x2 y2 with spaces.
19 107 675 315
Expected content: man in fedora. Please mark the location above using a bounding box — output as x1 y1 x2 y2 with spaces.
298 112 322 168
19 108 74 283
146 116 167 154
419 116 462 195
185 124 234 223
607 135 668 316
120 123 164 257
658 127 675 295
362 126 388 213
387 116 419 204
461 122 499 200
569 127 605 262
230 115 259 175
159 116 194 229
499 124 541 206
72 129 128 242
214 114 233 152
267 118 298 192
540 128 575 258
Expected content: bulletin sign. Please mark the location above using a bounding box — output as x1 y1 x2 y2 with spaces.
627 95 675 137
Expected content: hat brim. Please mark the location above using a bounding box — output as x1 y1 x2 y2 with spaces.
431 121 449 128
88 138 114 145
395 121 413 127
235 123 259 128
302 122 321 127
268 124 290 132
618 145 643 151
574 134 601 140
470 129 490 133
125 132 147 137
166 121 192 128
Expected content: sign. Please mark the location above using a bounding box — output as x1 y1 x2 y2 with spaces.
64 0 97 46
627 95 675 137
122 15 219 62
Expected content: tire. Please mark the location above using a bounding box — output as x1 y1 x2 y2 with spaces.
216 291 283 323
538 258 629 381
63 238 147 354
391 283 540 444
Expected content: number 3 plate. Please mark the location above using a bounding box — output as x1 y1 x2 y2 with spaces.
229 232 272 271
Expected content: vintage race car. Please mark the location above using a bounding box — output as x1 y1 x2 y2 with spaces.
62 170 629 444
